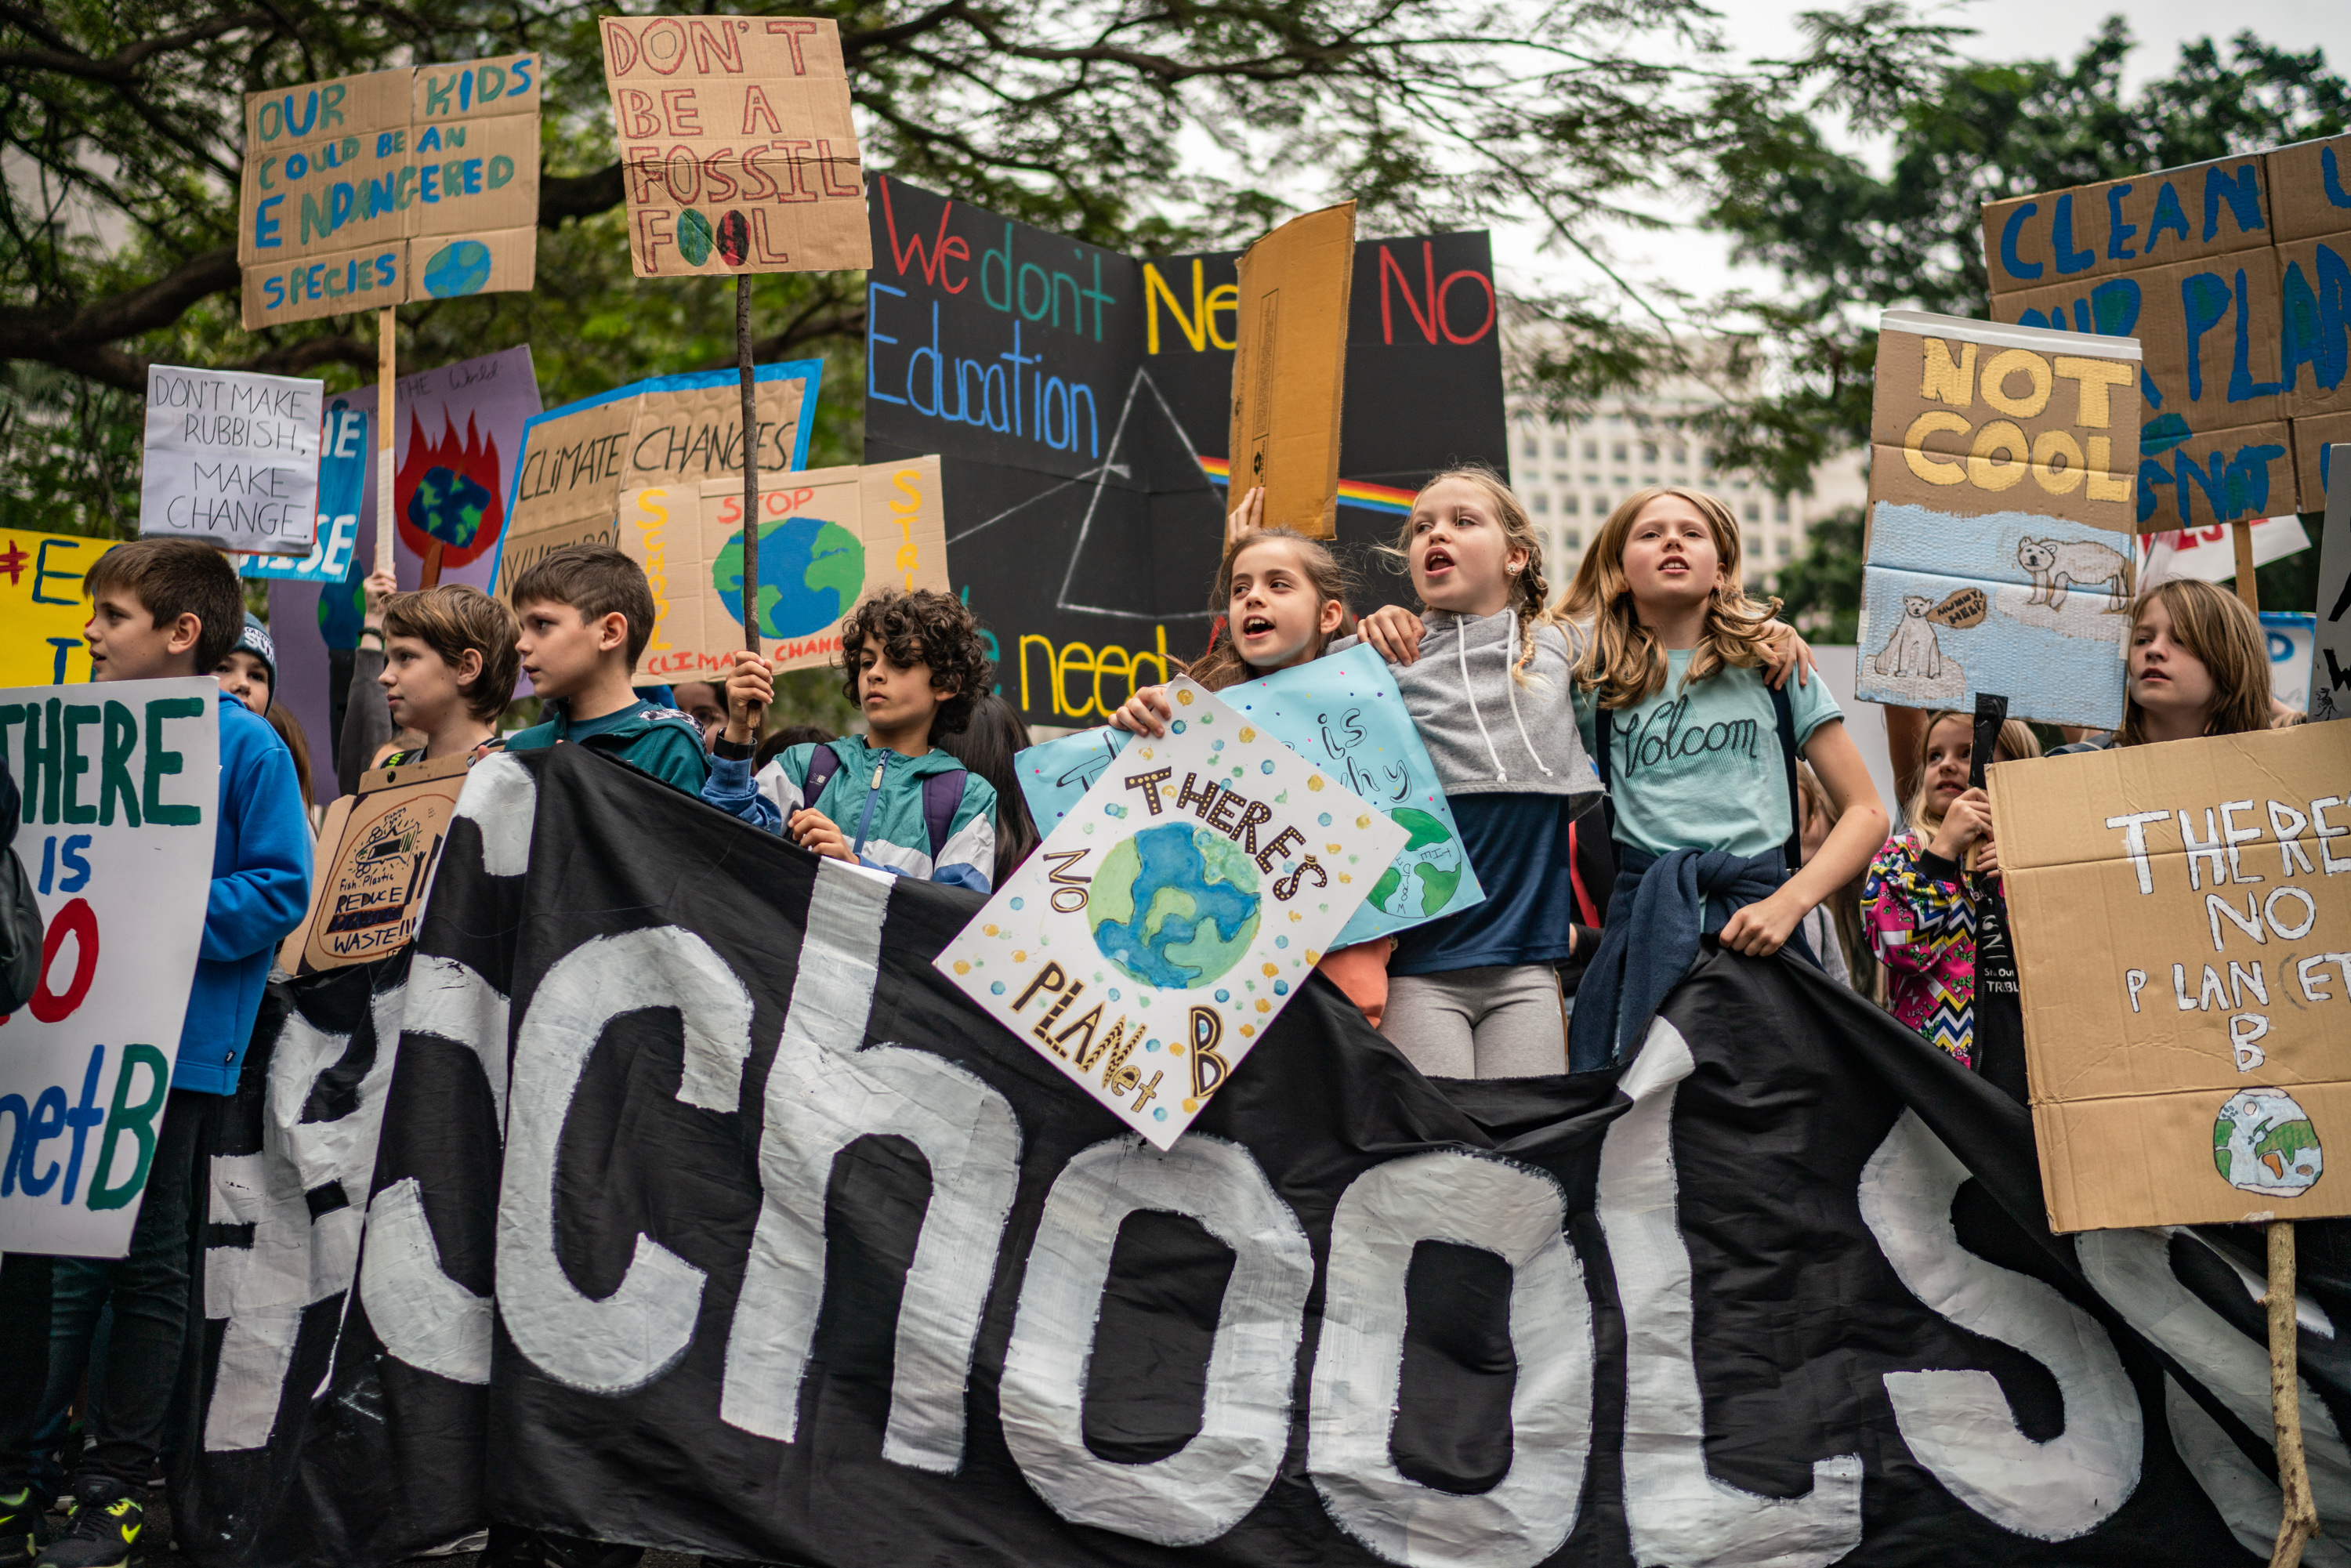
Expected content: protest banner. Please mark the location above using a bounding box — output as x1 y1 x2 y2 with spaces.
1983 134 2351 523
864 176 1508 726
177 741 2351 1568
1 530 120 686
940 677 1404 1149
599 16 870 278
280 751 469 974
619 456 947 682
1 677 217 1256
237 55 541 330
2315 445 2349 721
1853 310 2140 729
1996 722 2351 1231
141 366 323 556
491 362 823 596
1016 644 1483 947
1227 203 1355 538
251 348 543 788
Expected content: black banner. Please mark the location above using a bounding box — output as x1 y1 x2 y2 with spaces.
863 177 1509 726
185 745 2351 1566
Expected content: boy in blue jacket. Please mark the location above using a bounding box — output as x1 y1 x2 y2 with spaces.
27 540 311 1568
705 587 998 892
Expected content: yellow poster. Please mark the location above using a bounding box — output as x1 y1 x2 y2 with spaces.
0 529 118 686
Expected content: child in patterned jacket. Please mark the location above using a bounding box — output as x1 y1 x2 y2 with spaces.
1862 709 2040 1065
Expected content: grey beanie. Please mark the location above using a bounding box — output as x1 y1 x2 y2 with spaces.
234 614 279 691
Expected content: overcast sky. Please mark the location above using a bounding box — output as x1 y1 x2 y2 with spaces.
1491 0 2351 312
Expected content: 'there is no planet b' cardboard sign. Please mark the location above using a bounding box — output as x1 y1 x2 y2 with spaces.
937 677 1405 1149
1996 721 2351 1231
141 365 323 556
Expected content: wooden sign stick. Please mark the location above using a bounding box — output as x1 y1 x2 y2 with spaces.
2235 518 2261 613
737 275 766 731
375 306 398 578
2269 1219 2318 1566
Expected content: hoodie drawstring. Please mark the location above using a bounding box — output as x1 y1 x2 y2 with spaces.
1457 622 1508 783
1501 617 1556 776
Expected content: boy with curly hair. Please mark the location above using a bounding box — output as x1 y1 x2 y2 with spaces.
705 587 998 891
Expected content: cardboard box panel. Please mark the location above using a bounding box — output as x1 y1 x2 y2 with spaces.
1866 440 2135 524
1983 154 2271 297
1227 203 1355 539
1991 251 2288 438
619 378 810 491
2266 134 2351 244
1994 723 2351 1230
2279 230 2351 418
241 241 410 328
301 751 472 971
2032 1086 2351 1233
2135 417 2298 530
411 224 536 301
1867 313 2141 457
1855 562 2126 728
1862 494 2140 587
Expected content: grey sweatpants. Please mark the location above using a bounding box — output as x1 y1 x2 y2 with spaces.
1381 964 1568 1080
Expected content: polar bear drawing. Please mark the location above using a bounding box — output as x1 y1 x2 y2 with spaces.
1874 595 1943 679
2017 535 2132 612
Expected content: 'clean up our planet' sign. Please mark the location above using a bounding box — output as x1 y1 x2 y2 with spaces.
938 676 1404 1148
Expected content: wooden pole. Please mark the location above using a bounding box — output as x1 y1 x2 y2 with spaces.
2269 1219 2319 1566
737 275 765 731
2235 518 2261 613
375 307 397 579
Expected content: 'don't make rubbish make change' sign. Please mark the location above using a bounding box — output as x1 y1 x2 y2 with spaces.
1997 721 2351 1232
238 54 541 328
939 677 1404 1150
140 365 323 556
1 678 219 1258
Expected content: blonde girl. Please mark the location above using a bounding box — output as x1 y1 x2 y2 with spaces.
1556 485 1886 1070
1862 710 2041 1066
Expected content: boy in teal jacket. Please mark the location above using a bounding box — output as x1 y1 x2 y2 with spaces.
705 588 998 892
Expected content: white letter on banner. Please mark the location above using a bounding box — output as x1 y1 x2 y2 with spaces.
2079 1228 2351 1543
1309 1150 1593 1567
204 979 404 1450
720 856 1021 1473
1595 1019 1864 1568
360 954 512 1385
1001 1134 1314 1546
1857 1110 2139 1537
451 751 536 875
496 927 752 1394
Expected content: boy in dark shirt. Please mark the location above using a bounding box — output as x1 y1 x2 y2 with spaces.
504 545 707 795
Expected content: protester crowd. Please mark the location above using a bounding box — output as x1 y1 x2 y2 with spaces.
0 460 2304 1568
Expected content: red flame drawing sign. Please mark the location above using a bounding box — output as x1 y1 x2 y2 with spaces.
394 411 507 573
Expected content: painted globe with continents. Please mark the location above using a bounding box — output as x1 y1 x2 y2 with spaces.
715 516 866 641
2213 1088 2323 1197
1367 806 1464 919
407 467 492 551
1088 822 1261 990
421 239 493 297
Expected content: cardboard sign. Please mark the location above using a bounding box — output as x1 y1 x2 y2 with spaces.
2 531 121 686
1854 311 2139 729
864 176 1509 728
141 365 322 556
238 56 541 329
2313 444 2350 722
600 16 869 277
1983 136 2351 517
1227 203 1355 538
288 750 471 972
938 676 1404 1149
618 456 949 680
1014 644 1483 947
1997 722 2351 1231
1 678 219 1255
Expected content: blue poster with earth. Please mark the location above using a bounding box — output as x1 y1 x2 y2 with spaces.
1014 643 1484 947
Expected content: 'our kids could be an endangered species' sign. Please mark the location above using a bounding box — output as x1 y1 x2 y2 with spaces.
1854 310 2140 730
619 458 949 682
1013 643 1483 949
940 677 1405 1150
1995 721 2351 1232
600 16 870 277
141 365 323 556
1 679 218 1256
239 55 541 328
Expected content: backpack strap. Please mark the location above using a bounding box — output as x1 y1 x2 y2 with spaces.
802 744 842 808
922 769 969 862
1771 681 1802 876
